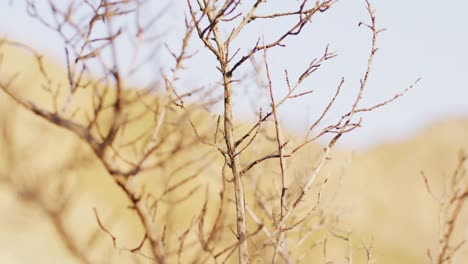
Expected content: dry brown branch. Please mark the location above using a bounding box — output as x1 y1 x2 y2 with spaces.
424 150 468 264
1 1 206 262
263 41 289 263
362 237 375 264
94 208 117 249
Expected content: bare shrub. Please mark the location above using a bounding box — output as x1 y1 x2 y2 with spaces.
422 150 468 264
0 0 419 263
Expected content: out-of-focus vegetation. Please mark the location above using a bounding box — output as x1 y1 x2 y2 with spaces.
1 41 467 264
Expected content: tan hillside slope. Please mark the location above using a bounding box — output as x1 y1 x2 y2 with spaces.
338 119 468 263
1 44 467 263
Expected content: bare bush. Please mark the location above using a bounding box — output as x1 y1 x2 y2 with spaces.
422 150 468 264
0 0 419 263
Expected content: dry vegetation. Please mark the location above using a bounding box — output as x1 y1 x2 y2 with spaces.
0 0 467 264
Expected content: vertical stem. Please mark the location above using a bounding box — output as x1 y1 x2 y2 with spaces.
264 47 288 263
222 67 249 264
191 1 249 261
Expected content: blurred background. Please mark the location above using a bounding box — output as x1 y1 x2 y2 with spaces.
1 1 468 263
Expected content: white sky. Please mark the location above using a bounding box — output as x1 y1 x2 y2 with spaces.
1 1 467 149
